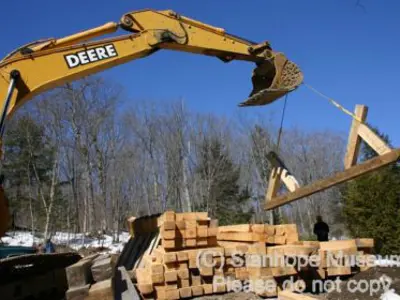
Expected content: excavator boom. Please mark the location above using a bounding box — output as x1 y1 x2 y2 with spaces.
0 9 303 119
0 9 303 236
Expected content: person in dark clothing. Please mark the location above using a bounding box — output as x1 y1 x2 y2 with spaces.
313 216 329 241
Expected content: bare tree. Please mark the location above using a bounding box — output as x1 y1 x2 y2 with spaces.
2 74 349 242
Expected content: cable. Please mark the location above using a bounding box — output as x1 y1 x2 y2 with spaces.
276 94 288 153
304 83 363 123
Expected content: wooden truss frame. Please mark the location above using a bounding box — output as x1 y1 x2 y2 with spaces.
265 104 400 210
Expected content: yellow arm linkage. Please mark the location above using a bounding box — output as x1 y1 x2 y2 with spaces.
0 9 303 121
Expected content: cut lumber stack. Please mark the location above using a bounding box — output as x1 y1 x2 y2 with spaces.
158 211 218 250
136 246 225 299
217 223 299 245
135 211 223 299
317 240 357 278
127 211 375 300
316 238 375 277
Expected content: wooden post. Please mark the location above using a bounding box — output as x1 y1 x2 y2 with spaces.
265 167 282 202
344 105 368 169
265 167 281 225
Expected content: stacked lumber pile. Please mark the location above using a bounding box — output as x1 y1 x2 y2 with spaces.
217 223 299 245
136 212 222 299
216 223 311 296
65 253 118 300
131 211 374 300
158 211 218 250
315 238 374 278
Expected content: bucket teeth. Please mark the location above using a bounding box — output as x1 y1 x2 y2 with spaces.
240 54 303 107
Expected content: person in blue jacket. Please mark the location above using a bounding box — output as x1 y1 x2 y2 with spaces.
44 238 56 253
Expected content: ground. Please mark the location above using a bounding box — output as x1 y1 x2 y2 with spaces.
323 266 400 300
192 265 400 300
3 231 400 299
193 292 263 300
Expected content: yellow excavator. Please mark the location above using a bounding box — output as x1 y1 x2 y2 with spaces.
0 9 302 238
0 8 303 299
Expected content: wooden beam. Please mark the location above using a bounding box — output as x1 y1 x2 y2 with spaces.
358 123 392 155
66 285 90 300
65 254 99 288
265 167 282 202
265 168 280 224
344 105 368 169
86 279 113 300
267 152 300 192
280 169 300 192
356 238 374 249
265 151 300 202
218 224 251 232
265 148 400 210
119 266 141 300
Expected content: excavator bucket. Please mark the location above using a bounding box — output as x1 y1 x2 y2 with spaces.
240 53 303 106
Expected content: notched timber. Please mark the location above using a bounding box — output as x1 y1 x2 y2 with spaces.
265 148 400 210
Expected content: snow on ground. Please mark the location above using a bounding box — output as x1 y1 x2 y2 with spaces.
1 230 131 254
4 232 400 263
375 259 400 267
53 231 131 253
381 290 400 300
1 231 42 247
